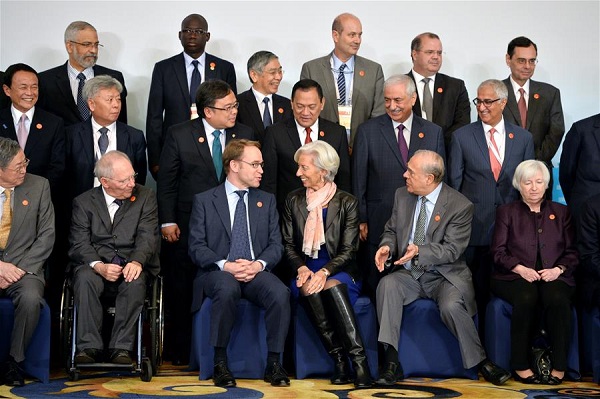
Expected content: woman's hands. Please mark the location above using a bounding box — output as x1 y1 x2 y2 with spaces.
296 266 327 295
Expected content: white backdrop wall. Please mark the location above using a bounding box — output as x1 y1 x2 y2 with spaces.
1 1 598 170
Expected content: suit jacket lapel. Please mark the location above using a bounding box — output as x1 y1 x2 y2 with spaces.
503 77 522 125
0 109 18 141
60 62 79 116
432 74 445 120
285 119 303 149
90 187 113 232
81 120 95 165
115 122 130 152
213 185 231 238
24 111 43 154
474 123 491 168
501 123 516 178
401 193 417 249
244 92 264 130
192 119 219 182
8 185 30 245
325 192 340 231
526 80 541 129
174 53 191 106
272 95 288 124
247 189 260 245
427 184 447 238
380 115 404 166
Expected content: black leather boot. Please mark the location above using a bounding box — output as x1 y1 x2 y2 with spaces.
322 284 373 388
303 292 350 384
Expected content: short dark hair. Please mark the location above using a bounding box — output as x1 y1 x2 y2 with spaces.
247 51 278 83
291 79 324 102
410 32 440 52
222 139 261 175
3 63 38 87
196 80 233 118
507 36 537 57
0 137 22 169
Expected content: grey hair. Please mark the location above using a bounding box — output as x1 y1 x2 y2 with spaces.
0 138 22 169
64 21 96 42
478 79 508 100
413 149 445 183
94 150 132 180
247 51 279 82
82 75 123 101
384 74 416 97
294 141 340 182
512 159 550 191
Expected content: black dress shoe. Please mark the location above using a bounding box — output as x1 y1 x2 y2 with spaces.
479 359 511 386
213 361 236 387
545 374 563 385
110 349 133 364
513 372 542 384
376 361 404 386
74 348 103 364
263 361 290 386
2 359 24 387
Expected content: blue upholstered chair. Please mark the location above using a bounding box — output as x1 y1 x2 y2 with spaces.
0 298 51 383
581 307 600 383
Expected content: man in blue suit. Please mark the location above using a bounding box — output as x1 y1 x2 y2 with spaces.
188 139 289 388
352 74 445 295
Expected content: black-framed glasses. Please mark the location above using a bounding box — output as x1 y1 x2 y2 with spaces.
207 102 240 113
472 98 501 107
104 172 138 185
3 158 30 173
514 58 538 66
181 28 209 35
69 40 103 49
237 160 264 169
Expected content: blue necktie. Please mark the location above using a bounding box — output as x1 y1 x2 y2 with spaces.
262 97 272 128
190 60 201 104
77 73 90 120
98 127 109 155
212 130 223 179
229 190 252 261
337 64 347 105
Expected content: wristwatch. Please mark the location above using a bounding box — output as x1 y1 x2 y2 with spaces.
320 268 330 277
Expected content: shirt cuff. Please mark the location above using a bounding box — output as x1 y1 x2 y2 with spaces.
161 222 177 228
257 260 267 271
216 260 226 270
90 260 103 268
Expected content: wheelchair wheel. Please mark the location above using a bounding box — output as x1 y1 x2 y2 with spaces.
149 276 164 374
68 369 79 382
140 359 152 382
59 279 75 372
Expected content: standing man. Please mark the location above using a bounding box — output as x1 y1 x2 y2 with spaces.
188 139 289 388
0 138 55 386
147 13 237 179
236 51 292 144
352 74 445 295
157 80 254 365
502 36 565 198
374 150 510 386
407 32 470 150
300 13 384 148
0 71 10 110
38 21 127 126
261 79 350 212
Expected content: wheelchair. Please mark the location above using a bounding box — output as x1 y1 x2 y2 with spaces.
59 274 164 382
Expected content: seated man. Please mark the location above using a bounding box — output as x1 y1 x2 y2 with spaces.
68 150 159 364
374 150 510 385
0 137 55 386
188 139 290 388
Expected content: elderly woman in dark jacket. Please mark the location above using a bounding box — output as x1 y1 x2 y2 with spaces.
490 160 578 385
282 141 371 388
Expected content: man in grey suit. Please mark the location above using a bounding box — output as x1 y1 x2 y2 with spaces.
0 138 55 386
374 150 510 386
68 151 159 365
300 13 384 148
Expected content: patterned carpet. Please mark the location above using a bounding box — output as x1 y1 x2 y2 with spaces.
1 364 600 399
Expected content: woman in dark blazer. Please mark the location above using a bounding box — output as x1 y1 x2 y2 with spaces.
490 160 577 385
282 141 371 389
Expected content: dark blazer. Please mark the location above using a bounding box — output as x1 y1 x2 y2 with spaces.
0 71 10 110
236 89 292 144
188 184 283 312
380 184 477 316
559 114 600 219
65 120 147 200
407 71 471 149
68 184 160 276
146 52 237 170
502 77 565 165
577 193 600 307
282 188 360 280
448 121 535 245
0 107 66 195
261 117 351 210
38 62 128 126
491 200 577 286
352 113 445 246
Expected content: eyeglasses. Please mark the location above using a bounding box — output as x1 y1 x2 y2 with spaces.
181 28 209 35
472 98 502 107
3 158 30 173
261 68 284 77
514 58 538 66
104 172 138 185
237 160 264 169
69 40 103 49
207 102 240 113
417 50 444 56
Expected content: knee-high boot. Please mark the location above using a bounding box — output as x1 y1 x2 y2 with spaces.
303 292 350 384
322 284 373 388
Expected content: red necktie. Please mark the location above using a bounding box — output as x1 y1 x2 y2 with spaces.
305 127 312 144
518 88 527 128
488 128 502 181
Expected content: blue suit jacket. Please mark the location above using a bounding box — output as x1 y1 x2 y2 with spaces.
188 184 283 312
448 120 534 245
352 113 445 246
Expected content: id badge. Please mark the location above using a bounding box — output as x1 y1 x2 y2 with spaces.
338 105 352 129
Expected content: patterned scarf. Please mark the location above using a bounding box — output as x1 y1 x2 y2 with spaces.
302 181 337 258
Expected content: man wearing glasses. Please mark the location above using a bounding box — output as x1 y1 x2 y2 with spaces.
38 21 128 126
146 13 237 181
157 79 254 365
502 36 565 200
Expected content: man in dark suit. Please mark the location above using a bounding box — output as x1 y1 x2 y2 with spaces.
262 79 350 212
352 74 445 295
407 32 470 150
157 80 254 365
38 21 127 126
146 13 237 179
68 151 159 365
0 138 55 386
502 36 565 199
66 75 146 201
300 13 385 148
188 139 289 387
559 113 600 222
374 150 510 386
237 51 292 144
0 71 10 110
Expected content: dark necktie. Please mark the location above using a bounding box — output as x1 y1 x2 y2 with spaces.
229 190 252 261
397 124 408 164
304 127 312 144
518 88 527 128
98 127 109 155
212 130 223 179
337 64 347 105
262 97 272 128
421 77 433 121
411 196 428 280
77 73 90 120
190 60 201 104
114 199 123 207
